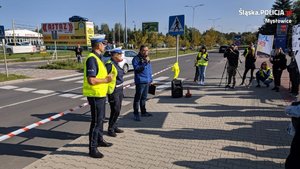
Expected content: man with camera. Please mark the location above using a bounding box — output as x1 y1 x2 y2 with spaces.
224 44 240 89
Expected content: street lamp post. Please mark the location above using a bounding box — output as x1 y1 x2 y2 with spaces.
124 0 127 48
208 18 221 29
185 4 204 47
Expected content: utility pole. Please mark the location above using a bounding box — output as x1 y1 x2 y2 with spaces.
12 19 16 46
185 4 204 47
124 0 128 49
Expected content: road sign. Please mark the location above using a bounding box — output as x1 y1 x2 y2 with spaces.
169 15 185 36
234 35 242 46
0 25 5 40
142 22 159 32
51 31 58 40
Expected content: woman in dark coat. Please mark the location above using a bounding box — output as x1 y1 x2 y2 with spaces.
240 43 256 86
270 48 287 92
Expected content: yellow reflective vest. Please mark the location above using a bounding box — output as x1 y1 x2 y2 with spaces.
196 52 208 66
83 53 108 98
106 59 118 94
259 67 273 79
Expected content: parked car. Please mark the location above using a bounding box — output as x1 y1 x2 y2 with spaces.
219 45 229 53
5 42 36 54
180 46 187 52
69 16 89 22
103 49 138 74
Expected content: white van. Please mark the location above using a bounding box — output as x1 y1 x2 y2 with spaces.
5 42 37 54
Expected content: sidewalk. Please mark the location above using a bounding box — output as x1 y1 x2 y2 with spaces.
24 77 292 169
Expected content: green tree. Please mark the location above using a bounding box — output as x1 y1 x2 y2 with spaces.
164 35 176 47
202 28 218 48
293 0 300 24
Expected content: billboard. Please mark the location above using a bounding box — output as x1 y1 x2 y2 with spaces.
142 22 159 32
42 21 94 50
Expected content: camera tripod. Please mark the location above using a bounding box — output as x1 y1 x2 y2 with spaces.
218 61 243 88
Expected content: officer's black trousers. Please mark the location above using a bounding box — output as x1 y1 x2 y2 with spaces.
286 117 300 169
108 87 123 131
87 97 106 149
273 69 283 87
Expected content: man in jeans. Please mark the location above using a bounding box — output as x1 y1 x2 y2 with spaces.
132 45 153 121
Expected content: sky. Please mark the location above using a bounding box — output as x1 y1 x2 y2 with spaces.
0 0 276 34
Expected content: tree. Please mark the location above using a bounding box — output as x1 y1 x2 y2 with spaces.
164 35 176 47
293 0 300 24
202 28 218 48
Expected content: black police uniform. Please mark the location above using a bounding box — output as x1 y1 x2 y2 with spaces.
106 59 124 135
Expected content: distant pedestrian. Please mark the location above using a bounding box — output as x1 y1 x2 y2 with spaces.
195 46 209 85
105 48 125 137
270 47 287 92
132 45 153 121
240 43 256 86
83 35 113 158
224 44 239 89
74 43 83 63
255 62 273 88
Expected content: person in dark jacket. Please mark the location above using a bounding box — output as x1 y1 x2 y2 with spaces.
224 44 239 89
270 47 287 92
240 43 256 86
105 49 125 137
74 43 83 63
285 115 300 169
287 50 299 97
132 45 153 121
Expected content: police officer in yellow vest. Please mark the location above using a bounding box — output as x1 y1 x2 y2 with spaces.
195 46 209 85
83 35 113 158
105 48 125 137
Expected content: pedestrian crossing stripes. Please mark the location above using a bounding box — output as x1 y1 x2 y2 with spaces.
0 76 177 102
61 76 82 82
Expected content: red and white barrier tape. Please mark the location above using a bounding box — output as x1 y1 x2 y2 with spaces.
0 102 89 142
0 66 172 142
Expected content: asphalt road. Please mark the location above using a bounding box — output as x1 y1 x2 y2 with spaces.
0 51 229 169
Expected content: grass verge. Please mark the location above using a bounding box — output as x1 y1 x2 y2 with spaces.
0 73 28 82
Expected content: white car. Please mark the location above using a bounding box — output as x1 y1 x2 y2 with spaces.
5 42 37 54
103 49 137 74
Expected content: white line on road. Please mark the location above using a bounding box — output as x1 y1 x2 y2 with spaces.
47 73 82 80
0 86 82 110
0 85 18 90
61 76 83 82
15 87 36 92
33 90 55 94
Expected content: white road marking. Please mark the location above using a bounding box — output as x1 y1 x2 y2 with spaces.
33 90 55 94
15 87 36 92
59 93 77 98
61 76 83 82
47 73 82 80
71 95 83 99
0 85 18 90
129 76 169 89
75 80 83 84
0 86 82 110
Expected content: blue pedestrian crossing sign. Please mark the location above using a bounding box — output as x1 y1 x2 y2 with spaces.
169 15 185 36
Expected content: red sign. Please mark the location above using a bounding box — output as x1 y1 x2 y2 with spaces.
42 22 74 34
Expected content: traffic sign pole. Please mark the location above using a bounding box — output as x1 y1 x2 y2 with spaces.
2 39 8 77
176 35 179 62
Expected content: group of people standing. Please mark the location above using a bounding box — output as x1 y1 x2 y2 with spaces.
82 35 153 158
194 42 298 96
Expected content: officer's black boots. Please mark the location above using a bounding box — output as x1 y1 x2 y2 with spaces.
108 130 117 137
98 140 113 147
89 148 104 158
114 127 124 133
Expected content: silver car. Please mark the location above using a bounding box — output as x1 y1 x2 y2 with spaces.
103 49 138 74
